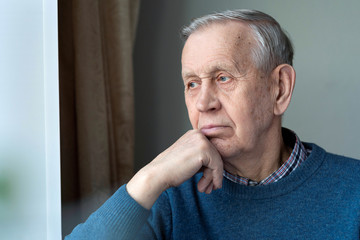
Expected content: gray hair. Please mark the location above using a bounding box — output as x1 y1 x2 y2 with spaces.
180 9 294 75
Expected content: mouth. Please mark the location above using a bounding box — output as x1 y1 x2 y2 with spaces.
200 125 229 137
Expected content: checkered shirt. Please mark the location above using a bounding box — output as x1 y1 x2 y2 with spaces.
223 131 309 186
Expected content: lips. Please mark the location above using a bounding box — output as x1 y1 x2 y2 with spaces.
200 124 229 137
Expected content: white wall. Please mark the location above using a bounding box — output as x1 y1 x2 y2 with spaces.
0 0 61 239
134 0 360 169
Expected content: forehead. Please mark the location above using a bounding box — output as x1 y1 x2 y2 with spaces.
181 21 256 77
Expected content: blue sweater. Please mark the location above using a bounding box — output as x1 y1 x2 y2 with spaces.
67 143 360 239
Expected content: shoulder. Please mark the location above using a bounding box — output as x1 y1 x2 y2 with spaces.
324 152 360 182
306 143 360 182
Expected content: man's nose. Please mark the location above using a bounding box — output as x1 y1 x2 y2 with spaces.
196 84 220 112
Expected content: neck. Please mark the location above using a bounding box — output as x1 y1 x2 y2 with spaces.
223 125 292 182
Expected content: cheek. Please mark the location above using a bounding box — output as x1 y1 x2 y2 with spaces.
185 98 198 129
250 86 274 124
233 85 273 125
188 110 198 129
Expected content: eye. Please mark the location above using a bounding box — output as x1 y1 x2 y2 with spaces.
188 81 199 89
218 76 231 83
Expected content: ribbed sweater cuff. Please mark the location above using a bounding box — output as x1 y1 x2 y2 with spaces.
97 184 151 238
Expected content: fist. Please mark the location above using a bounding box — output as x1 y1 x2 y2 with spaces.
149 130 224 194
127 130 223 209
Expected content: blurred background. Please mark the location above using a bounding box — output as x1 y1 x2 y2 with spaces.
0 0 60 239
1 0 359 239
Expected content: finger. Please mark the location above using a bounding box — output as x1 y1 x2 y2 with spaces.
204 153 223 190
205 182 213 194
197 168 212 192
197 175 211 192
212 166 223 190
197 164 222 191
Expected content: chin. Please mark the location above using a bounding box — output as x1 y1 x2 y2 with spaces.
209 138 241 160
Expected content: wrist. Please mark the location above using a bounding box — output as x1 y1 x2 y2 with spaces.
126 165 166 210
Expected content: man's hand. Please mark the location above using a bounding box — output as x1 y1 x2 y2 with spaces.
126 130 223 209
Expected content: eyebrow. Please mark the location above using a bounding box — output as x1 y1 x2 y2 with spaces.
182 61 243 80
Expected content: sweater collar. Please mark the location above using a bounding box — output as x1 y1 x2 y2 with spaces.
223 128 309 186
219 143 326 200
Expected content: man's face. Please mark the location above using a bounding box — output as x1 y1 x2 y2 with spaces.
181 21 277 163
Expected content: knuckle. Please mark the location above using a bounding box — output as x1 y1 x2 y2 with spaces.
198 141 208 151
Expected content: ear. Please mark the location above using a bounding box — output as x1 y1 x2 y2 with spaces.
271 64 296 116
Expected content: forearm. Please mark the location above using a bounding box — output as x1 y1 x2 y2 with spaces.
127 130 223 209
65 185 151 239
126 160 168 210
66 130 223 238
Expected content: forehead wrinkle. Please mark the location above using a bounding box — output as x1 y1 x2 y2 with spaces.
182 23 255 80
182 59 245 80
207 59 245 75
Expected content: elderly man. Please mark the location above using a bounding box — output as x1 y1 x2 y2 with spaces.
67 9 360 239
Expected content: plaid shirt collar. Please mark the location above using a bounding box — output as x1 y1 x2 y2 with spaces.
223 129 309 186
